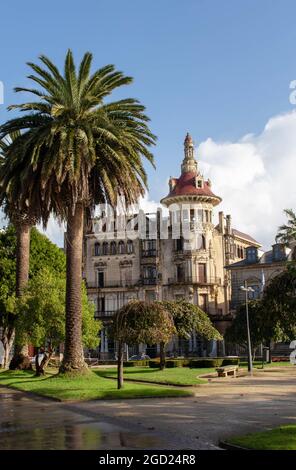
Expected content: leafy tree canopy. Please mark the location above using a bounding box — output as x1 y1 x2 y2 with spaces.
225 300 275 349
0 225 65 332
159 300 222 341
16 268 100 350
111 300 175 345
262 262 296 341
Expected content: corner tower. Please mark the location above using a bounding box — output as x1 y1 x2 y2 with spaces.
161 133 221 208
160 134 226 336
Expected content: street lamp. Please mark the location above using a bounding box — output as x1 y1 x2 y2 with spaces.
240 282 255 375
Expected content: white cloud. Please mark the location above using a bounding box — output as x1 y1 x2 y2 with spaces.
198 110 296 249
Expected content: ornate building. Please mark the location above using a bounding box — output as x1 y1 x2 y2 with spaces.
83 134 261 358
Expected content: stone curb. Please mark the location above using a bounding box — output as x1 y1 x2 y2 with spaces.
219 440 249 451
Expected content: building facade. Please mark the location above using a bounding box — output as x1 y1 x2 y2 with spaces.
83 134 261 358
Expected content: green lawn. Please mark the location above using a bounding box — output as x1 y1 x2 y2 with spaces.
240 361 293 369
0 370 193 401
96 366 215 386
228 425 296 450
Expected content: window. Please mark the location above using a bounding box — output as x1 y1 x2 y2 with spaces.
143 266 157 284
98 271 104 287
110 241 117 255
102 242 108 255
200 294 208 312
177 264 185 282
198 263 207 283
142 239 156 256
127 240 133 254
94 243 101 256
118 241 125 254
176 237 184 251
246 246 258 263
98 296 105 312
199 235 206 250
198 209 203 222
248 285 260 300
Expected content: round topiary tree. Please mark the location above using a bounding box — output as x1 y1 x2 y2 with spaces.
111 300 175 388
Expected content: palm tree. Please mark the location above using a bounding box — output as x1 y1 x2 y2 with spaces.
276 209 296 245
0 132 37 368
0 50 156 373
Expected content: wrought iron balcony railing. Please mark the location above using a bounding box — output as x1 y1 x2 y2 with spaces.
167 276 221 285
87 280 138 289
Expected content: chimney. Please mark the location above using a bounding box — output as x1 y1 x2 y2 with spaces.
226 214 231 235
219 211 224 234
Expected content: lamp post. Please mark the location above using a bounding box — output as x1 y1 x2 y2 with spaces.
240 282 255 375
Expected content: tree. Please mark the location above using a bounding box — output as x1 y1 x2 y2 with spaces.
16 268 100 376
262 262 296 341
0 131 39 369
225 300 273 355
0 225 66 368
0 50 156 374
276 209 296 245
111 301 175 389
159 301 222 369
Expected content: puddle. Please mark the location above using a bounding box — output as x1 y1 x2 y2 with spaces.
0 422 163 449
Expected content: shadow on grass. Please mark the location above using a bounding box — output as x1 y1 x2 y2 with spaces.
94 368 161 377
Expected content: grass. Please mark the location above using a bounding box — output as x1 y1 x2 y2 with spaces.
228 425 296 450
0 369 194 401
240 361 294 369
96 366 215 386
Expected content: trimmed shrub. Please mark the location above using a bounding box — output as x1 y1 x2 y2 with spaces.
149 360 161 368
123 360 149 367
189 358 223 368
166 360 183 368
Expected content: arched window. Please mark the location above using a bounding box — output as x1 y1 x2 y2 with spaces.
110 241 117 255
94 243 101 256
127 240 133 254
102 242 108 255
118 240 125 254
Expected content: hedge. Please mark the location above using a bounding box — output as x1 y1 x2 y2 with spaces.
123 360 150 367
189 358 223 368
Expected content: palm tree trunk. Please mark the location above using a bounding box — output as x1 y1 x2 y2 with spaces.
60 203 87 374
10 222 32 369
117 341 124 389
1 327 15 369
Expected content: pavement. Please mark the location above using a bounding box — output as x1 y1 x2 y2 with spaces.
0 366 295 450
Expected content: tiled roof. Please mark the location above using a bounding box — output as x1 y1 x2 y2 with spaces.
163 171 221 200
232 229 261 246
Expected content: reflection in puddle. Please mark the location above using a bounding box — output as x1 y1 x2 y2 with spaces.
0 422 163 450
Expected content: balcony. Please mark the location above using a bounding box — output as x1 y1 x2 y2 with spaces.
142 278 157 285
87 280 138 289
95 311 116 319
168 276 221 286
141 249 157 257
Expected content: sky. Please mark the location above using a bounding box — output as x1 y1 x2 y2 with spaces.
1 0 296 249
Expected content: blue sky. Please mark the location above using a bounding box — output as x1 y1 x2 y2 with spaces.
1 0 296 247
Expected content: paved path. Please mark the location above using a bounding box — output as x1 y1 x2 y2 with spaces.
0 367 295 449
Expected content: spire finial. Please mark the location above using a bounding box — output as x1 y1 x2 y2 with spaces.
182 132 198 173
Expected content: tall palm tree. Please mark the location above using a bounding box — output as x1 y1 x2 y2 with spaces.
0 132 37 368
0 50 156 373
276 209 296 245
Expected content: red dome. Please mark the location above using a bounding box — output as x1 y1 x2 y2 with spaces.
164 171 220 199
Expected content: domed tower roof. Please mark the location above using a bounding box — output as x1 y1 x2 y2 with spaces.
160 133 221 207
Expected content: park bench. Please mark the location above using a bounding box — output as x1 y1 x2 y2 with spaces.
216 365 239 378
